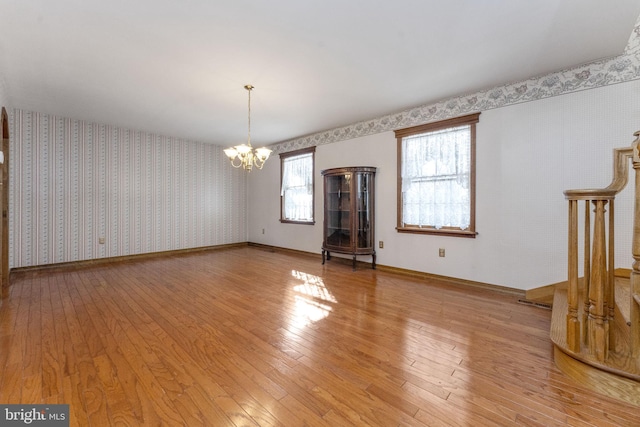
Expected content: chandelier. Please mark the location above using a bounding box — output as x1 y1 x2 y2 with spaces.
224 84 272 171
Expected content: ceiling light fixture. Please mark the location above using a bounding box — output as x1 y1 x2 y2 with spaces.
224 84 271 171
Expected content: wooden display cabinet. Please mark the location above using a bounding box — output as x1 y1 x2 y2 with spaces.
321 166 376 270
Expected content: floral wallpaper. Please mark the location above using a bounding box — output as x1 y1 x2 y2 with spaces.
271 16 640 154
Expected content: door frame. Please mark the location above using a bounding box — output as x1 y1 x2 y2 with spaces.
1 107 9 297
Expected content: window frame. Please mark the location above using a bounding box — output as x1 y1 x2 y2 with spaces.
395 112 480 238
279 146 316 225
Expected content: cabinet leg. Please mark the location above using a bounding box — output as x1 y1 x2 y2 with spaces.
352 255 356 271
372 252 376 269
322 250 325 265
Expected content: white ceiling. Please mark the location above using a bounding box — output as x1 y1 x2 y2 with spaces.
0 1 639 147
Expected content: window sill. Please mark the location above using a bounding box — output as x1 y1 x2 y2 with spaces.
396 226 477 238
280 219 315 225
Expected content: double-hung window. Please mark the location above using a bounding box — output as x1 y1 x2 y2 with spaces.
280 147 315 224
395 113 480 237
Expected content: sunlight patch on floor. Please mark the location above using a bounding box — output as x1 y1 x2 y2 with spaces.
286 270 337 329
291 270 337 303
290 295 333 328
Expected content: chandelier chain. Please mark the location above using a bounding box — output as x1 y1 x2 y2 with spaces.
246 84 252 147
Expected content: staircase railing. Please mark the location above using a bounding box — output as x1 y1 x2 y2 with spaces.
564 131 639 363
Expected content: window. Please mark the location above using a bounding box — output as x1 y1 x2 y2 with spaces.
395 113 480 237
280 147 315 224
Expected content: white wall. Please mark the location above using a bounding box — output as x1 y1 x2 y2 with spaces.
9 110 249 268
0 79 7 111
0 74 8 126
248 80 640 290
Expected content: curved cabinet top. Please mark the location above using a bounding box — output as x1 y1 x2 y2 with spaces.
321 166 376 176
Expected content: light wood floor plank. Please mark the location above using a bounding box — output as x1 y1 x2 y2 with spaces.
2 247 640 426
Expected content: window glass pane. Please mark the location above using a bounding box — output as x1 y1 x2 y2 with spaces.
401 125 471 229
281 152 314 222
356 173 372 248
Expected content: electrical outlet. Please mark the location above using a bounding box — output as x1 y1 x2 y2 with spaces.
262 228 265 234
439 248 445 257
379 241 384 249
99 237 105 244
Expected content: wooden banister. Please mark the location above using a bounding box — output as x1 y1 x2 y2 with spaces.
564 133 638 363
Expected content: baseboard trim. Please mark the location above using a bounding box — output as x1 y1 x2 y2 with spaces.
11 241 526 297
376 263 525 297
250 242 525 297
525 282 558 302
11 242 249 274
525 269 632 306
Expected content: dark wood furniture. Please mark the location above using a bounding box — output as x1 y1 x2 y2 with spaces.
321 166 376 270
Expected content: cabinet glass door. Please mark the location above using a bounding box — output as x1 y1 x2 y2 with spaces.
325 174 351 249
356 173 372 249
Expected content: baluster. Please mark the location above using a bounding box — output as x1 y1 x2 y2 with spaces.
564 138 638 363
607 200 615 350
582 201 591 344
588 200 609 362
567 199 580 352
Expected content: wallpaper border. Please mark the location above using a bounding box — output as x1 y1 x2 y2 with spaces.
271 16 640 154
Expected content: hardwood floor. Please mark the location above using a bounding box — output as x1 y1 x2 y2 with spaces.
1 246 639 426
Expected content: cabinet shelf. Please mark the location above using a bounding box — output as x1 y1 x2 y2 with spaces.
321 166 376 270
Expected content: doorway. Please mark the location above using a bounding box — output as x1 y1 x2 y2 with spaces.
1 107 9 297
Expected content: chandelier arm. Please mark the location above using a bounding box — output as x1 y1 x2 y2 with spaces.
229 157 243 168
